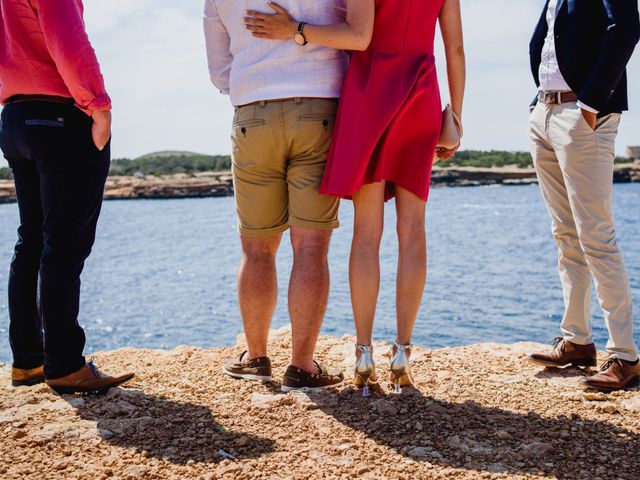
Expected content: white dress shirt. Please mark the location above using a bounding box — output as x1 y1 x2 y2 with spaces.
203 0 348 107
539 0 597 113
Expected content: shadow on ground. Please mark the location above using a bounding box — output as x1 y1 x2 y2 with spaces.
65 388 275 465
307 386 638 479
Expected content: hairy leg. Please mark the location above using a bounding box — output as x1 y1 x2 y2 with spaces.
238 235 282 359
289 227 333 372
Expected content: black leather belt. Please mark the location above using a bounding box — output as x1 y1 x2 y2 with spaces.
5 94 74 105
538 91 578 105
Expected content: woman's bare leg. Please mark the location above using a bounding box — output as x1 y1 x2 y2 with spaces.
350 182 386 346
395 186 427 345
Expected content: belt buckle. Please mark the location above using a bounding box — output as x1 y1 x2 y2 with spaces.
540 91 561 105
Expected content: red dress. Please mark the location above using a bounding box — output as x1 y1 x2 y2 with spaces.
320 0 444 201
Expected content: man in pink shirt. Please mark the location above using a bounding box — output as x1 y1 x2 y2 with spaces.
0 0 134 393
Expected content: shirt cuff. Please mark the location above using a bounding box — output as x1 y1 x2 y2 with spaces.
88 94 112 111
577 101 599 114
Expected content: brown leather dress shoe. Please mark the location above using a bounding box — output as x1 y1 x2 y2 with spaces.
11 365 45 387
222 351 272 382
582 356 640 392
527 337 597 368
46 360 134 395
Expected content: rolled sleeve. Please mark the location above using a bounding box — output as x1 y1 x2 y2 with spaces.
35 0 111 114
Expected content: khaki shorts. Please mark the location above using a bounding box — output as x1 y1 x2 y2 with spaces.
231 97 340 237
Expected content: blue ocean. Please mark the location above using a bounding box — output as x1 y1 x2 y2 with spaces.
0 183 638 363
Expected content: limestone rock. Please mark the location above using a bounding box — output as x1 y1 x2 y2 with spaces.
250 393 288 410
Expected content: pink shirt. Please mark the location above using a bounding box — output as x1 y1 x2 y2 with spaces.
0 0 111 114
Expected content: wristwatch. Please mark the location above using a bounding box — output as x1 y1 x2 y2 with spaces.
294 22 308 46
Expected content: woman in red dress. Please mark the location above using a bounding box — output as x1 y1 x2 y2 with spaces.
246 0 465 394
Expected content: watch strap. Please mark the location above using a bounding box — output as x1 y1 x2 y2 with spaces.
296 22 308 45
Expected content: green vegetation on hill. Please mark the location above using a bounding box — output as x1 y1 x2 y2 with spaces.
615 156 635 164
447 150 534 168
1 150 634 181
446 151 633 168
108 150 633 176
109 152 231 176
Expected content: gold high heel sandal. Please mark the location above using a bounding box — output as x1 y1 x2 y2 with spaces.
354 344 377 397
390 340 414 393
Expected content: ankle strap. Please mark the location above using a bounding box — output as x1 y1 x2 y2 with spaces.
356 343 373 353
394 340 413 350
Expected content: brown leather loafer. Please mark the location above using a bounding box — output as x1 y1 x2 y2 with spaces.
11 365 45 387
281 361 344 392
46 360 134 395
528 337 597 368
222 351 272 382
582 356 640 392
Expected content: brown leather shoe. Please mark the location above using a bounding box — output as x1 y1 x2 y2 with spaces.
281 361 344 392
222 351 272 382
11 365 45 387
527 337 597 368
582 356 640 392
46 360 134 395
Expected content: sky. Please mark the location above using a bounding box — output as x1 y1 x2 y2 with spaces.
81 0 640 159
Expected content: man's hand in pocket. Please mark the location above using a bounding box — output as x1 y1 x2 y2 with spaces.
91 110 112 151
581 108 597 130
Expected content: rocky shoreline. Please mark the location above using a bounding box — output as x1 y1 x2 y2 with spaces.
1 164 639 203
1 327 639 479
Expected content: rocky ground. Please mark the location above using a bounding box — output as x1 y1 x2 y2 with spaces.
1 327 639 480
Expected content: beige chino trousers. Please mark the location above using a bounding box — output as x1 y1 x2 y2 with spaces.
529 101 638 362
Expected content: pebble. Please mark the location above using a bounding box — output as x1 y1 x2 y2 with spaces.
250 393 288 410
356 465 371 475
597 403 619 414
371 399 398 416
583 392 608 401
123 465 147 479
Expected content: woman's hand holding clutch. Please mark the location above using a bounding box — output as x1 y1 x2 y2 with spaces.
435 105 463 162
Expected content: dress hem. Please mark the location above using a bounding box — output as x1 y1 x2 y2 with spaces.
321 177 430 203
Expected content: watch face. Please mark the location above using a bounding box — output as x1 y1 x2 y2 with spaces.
294 33 306 46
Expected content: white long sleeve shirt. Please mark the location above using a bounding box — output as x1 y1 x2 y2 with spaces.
539 0 597 113
203 0 348 106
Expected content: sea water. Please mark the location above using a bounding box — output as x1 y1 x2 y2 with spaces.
0 183 638 362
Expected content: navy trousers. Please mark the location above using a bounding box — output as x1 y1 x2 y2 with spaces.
0 100 109 379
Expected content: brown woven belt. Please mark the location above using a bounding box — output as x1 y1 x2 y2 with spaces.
538 91 578 105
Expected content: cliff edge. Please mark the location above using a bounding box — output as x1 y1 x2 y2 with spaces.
1 327 639 479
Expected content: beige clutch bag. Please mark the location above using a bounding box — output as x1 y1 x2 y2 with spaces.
437 104 463 150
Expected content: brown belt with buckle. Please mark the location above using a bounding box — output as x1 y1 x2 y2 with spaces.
538 91 578 105
238 97 338 108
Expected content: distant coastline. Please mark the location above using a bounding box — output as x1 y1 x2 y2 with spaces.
1 164 640 203
1 150 639 203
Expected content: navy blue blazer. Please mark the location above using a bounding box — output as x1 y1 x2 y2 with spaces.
530 0 640 114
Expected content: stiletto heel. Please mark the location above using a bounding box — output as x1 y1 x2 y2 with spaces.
354 344 377 398
390 340 414 394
